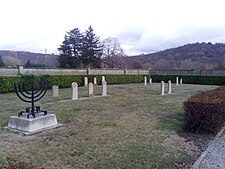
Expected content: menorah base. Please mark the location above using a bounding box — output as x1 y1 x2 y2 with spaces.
6 114 60 134
18 106 47 119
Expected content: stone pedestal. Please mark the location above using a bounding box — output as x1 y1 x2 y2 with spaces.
7 114 59 134
87 68 91 75
17 65 24 74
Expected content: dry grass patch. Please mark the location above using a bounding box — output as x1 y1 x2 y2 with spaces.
0 83 217 169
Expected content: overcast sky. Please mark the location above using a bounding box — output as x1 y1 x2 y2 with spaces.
1 0 225 55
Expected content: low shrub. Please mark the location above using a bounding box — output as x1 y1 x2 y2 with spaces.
183 101 225 133
183 86 225 133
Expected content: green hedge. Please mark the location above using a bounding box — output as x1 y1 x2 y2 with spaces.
151 75 225 85
0 74 151 94
1 74 225 94
0 75 51 93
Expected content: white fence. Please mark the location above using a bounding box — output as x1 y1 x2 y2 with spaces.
0 66 150 76
1 66 225 76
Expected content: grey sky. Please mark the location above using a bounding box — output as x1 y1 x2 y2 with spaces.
0 0 225 55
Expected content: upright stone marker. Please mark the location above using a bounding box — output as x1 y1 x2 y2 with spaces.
84 77 88 86
144 76 147 86
89 83 94 97
161 81 165 95
149 78 152 84
102 76 105 84
102 81 107 96
180 78 183 85
94 77 97 85
52 85 59 98
71 82 78 100
168 80 172 94
176 77 179 86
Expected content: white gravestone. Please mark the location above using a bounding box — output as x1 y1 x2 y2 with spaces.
149 78 152 84
102 81 107 96
52 85 59 98
94 77 97 85
84 77 88 86
71 82 78 100
180 78 183 85
176 77 179 86
161 81 165 95
168 80 172 94
89 83 94 97
144 76 147 86
102 76 105 84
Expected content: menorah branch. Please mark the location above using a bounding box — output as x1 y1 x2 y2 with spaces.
14 80 48 118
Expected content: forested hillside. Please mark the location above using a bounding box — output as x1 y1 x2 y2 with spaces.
1 42 225 70
128 42 225 70
0 50 59 67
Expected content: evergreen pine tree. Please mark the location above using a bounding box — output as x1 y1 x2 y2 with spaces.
81 26 103 68
24 60 32 68
58 28 83 68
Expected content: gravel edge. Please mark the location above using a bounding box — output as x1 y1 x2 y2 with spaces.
191 126 225 169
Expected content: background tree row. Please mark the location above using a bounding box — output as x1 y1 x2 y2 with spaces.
58 26 125 68
58 26 102 68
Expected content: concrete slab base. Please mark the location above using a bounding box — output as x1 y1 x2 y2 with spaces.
5 114 60 135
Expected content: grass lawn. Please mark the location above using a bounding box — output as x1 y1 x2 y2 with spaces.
0 83 217 169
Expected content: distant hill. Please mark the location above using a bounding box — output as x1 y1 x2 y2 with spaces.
1 42 225 70
0 50 59 68
128 42 225 70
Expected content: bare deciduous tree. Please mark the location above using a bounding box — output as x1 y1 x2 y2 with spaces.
102 37 124 68
4 56 22 67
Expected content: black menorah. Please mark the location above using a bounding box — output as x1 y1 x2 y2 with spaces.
14 80 48 119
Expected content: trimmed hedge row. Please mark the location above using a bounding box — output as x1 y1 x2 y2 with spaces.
183 101 225 133
183 86 225 133
151 75 225 85
0 74 151 94
1 74 225 94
